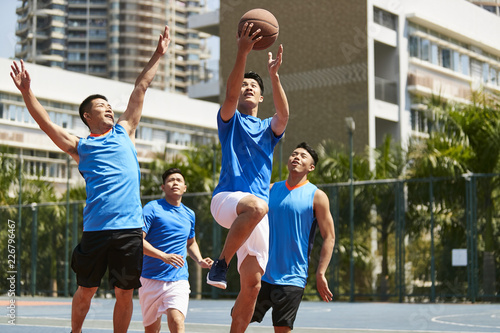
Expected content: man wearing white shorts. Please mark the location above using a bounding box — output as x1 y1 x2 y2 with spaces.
206 22 289 333
140 168 213 333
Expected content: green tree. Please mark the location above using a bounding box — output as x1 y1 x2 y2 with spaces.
314 140 374 299
407 92 500 298
370 135 407 300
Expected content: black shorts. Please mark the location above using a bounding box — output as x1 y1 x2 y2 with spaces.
251 281 304 329
71 228 143 290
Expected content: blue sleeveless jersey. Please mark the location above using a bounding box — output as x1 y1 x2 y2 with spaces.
77 124 143 231
213 110 283 202
262 180 318 288
142 199 195 281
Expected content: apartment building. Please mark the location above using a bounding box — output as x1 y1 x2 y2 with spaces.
0 57 218 193
15 0 212 93
190 0 500 157
469 0 500 15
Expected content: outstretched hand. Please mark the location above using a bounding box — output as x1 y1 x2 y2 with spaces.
10 59 31 92
155 25 171 56
237 22 262 54
268 44 283 76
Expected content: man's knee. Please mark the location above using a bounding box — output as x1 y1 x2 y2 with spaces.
114 287 134 301
167 310 185 331
241 279 262 300
76 286 98 299
238 196 268 221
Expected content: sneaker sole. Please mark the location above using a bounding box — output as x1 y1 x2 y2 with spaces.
206 274 227 290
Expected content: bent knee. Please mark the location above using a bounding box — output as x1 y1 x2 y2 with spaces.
238 196 268 220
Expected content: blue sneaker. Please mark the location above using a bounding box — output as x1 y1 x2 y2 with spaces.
207 259 229 289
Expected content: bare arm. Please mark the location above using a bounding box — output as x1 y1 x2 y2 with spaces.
142 231 185 269
268 45 289 137
10 60 80 162
220 23 262 121
314 189 335 302
187 237 213 269
118 25 171 140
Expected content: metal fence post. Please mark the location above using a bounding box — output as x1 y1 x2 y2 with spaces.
429 177 436 302
211 144 220 299
30 203 38 296
64 156 70 297
16 154 23 296
71 203 79 294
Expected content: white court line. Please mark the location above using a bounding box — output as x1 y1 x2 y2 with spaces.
431 311 500 329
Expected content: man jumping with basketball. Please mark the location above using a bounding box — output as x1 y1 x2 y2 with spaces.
10 26 171 333
206 22 289 332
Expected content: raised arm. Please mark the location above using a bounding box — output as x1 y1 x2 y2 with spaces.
142 231 185 268
314 189 335 302
118 25 171 139
268 45 289 137
10 60 80 162
187 237 213 269
220 23 262 121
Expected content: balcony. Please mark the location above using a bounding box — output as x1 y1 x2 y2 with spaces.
187 9 219 36
407 71 471 101
375 77 398 104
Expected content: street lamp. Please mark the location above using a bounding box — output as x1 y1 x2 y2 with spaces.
345 117 355 302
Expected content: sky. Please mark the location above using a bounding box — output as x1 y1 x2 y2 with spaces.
0 1 18 59
0 0 220 61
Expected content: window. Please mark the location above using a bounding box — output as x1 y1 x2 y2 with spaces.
373 7 397 30
430 44 439 65
441 48 451 69
461 54 470 76
411 109 430 134
483 63 490 83
421 39 430 62
409 36 419 58
452 51 460 72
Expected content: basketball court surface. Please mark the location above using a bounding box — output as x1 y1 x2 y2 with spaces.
1 297 499 332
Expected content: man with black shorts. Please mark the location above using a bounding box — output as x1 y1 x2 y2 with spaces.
251 142 335 332
10 26 171 333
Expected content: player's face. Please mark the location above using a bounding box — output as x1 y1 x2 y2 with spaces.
288 148 315 174
161 173 187 198
86 98 114 127
239 78 263 105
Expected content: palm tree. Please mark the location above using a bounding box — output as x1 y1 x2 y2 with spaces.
407 91 500 299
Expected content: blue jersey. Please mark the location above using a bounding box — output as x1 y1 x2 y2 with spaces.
263 180 318 288
142 199 196 282
77 124 143 231
213 110 283 202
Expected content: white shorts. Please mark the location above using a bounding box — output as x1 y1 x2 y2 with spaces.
211 191 269 273
138 277 190 327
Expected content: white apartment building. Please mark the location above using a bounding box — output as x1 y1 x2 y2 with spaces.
15 0 213 94
0 57 219 193
191 0 500 157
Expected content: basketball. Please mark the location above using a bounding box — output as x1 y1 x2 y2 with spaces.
237 8 279 51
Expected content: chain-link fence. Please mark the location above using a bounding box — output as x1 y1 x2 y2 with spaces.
1 174 498 302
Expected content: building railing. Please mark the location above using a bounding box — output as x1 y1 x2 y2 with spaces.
375 77 398 104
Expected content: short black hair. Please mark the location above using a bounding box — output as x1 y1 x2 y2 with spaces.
79 94 108 128
244 71 264 95
296 142 319 166
162 167 184 184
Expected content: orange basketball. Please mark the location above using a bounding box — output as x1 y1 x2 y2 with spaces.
237 8 279 51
